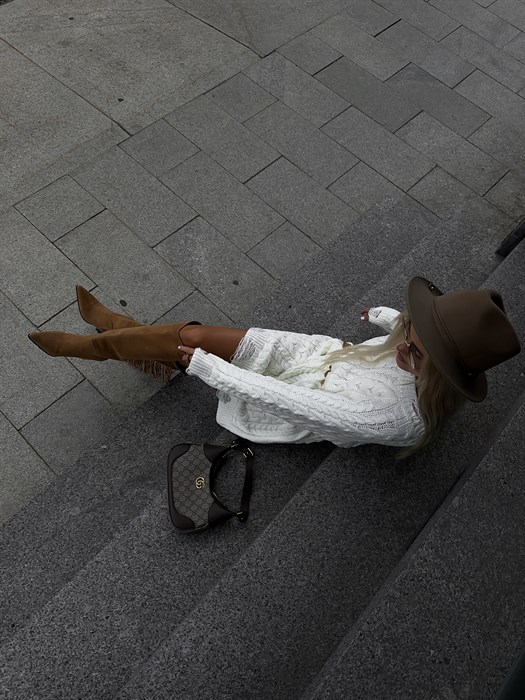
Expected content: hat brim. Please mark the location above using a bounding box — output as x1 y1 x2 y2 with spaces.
407 277 487 402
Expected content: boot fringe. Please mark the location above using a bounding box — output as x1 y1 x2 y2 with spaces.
126 359 178 383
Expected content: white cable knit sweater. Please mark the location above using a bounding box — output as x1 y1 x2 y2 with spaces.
186 307 425 448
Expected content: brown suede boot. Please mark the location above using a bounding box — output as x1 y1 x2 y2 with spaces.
28 323 200 382
75 286 200 380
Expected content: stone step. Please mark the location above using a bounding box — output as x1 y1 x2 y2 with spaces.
303 394 525 700
110 223 521 699
0 198 431 646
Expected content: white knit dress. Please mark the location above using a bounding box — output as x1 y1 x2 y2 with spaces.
186 307 425 448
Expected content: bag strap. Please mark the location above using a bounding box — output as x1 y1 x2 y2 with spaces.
209 439 254 522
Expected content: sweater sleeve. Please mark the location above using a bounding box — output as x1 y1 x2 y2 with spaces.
367 307 400 333
186 348 417 447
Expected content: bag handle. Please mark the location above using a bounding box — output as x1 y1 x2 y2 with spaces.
208 439 254 522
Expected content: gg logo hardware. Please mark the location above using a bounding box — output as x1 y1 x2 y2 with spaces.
195 476 205 489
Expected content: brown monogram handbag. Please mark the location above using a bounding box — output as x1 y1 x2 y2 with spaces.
167 440 254 533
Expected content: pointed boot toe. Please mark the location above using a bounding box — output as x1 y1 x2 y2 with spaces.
28 331 67 357
28 331 103 360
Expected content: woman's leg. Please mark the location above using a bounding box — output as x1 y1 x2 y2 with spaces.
179 325 248 363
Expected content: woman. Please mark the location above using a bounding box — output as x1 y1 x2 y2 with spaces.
28 277 520 456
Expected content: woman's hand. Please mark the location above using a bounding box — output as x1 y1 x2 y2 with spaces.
178 344 196 367
360 307 370 322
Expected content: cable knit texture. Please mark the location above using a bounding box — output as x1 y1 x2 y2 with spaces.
186 308 425 448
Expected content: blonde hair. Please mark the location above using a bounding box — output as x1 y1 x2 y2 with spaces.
323 312 466 457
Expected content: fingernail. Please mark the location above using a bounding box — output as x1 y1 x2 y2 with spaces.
177 346 182 350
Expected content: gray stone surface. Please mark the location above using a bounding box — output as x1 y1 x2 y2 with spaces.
305 401 525 700
468 118 525 179
0 43 125 211
485 171 525 220
323 107 434 190
387 63 490 137
328 162 407 214
429 0 521 47
0 0 256 133
73 147 196 247
0 208 93 326
482 0 525 32
119 120 199 178
504 32 525 63
442 26 525 92
396 112 507 195
455 70 525 137
278 33 341 75
373 0 459 40
154 217 277 321
163 0 348 56
207 73 276 123
57 211 194 324
409 167 514 233
316 57 420 132
244 54 349 127
15 176 104 241
0 412 54 527
157 290 233 326
246 101 358 187
0 291 82 429
20 381 121 474
311 14 408 80
247 221 322 280
343 0 397 35
165 95 278 183
161 152 284 252
247 158 358 246
378 20 475 88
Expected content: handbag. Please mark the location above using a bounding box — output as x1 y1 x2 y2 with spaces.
167 439 254 533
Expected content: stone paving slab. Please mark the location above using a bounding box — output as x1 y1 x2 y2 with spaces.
20 381 122 474
154 217 277 321
0 42 125 211
73 147 196 247
485 171 525 220
162 152 284 252
244 53 349 127
311 14 408 80
0 208 93 326
119 120 199 178
245 101 358 187
164 0 348 56
504 32 525 63
316 57 420 132
0 0 257 134
278 34 341 75
387 64 490 137
409 167 514 233
343 0 398 36
0 291 82 430
165 96 279 183
442 26 525 93
247 158 359 246
373 0 460 41
0 412 54 527
468 118 525 179
378 20 475 87
15 176 105 242
328 162 409 214
484 0 525 32
396 112 507 195
429 0 521 47
323 107 434 190
56 211 194 324
206 73 276 123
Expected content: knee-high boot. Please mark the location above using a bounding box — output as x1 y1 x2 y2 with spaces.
74 286 200 381
28 324 199 372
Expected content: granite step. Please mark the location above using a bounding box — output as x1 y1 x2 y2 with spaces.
302 394 525 700
0 198 434 645
109 226 523 699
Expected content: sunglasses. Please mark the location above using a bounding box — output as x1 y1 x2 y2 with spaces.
402 317 423 370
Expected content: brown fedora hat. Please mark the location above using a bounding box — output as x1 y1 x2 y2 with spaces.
407 277 521 402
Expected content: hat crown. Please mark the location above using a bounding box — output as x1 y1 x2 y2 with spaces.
432 289 519 375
